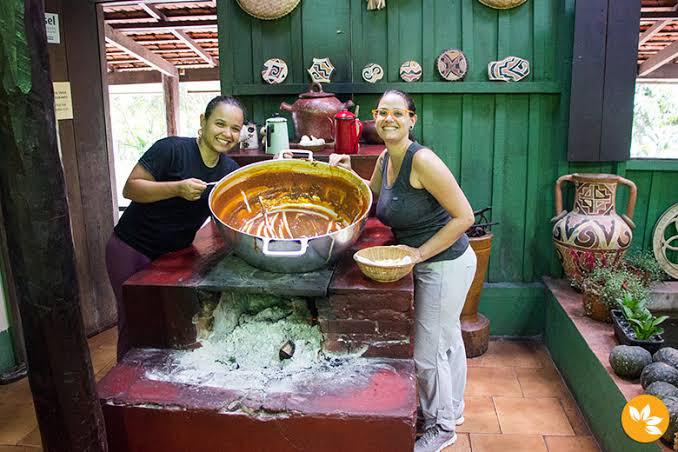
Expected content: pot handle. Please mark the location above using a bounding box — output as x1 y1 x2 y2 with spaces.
275 150 314 161
552 174 573 223
617 176 637 229
261 237 309 257
354 119 363 145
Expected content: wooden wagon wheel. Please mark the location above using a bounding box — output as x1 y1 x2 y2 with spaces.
653 203 678 280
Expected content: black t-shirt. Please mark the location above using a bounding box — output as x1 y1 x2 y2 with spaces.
114 136 239 259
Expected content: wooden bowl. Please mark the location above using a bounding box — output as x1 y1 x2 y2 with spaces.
353 246 415 283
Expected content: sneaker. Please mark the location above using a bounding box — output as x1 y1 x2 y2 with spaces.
414 425 457 452
415 410 464 433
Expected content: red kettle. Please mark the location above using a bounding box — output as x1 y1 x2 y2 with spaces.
332 110 362 154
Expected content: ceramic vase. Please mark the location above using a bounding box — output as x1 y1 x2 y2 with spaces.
552 173 637 284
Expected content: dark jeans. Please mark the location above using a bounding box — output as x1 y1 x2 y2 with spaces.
105 232 151 361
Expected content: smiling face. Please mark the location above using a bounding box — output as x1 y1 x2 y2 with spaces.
200 102 244 156
374 92 417 144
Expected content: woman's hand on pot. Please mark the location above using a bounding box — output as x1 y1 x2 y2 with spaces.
177 178 207 201
396 245 423 264
329 153 351 170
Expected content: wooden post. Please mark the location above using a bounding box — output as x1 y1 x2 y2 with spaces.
0 1 107 450
163 73 180 136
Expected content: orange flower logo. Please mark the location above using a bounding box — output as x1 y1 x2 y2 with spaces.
621 395 669 442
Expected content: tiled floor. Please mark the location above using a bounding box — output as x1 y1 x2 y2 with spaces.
0 332 599 452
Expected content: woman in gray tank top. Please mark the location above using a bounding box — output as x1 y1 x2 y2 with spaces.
330 90 477 452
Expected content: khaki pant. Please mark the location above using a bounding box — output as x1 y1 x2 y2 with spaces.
413 246 477 431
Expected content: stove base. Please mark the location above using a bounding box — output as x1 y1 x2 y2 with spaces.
99 349 416 452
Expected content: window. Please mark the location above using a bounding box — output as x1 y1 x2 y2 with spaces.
109 83 166 211
109 80 221 213
631 82 678 159
179 81 221 137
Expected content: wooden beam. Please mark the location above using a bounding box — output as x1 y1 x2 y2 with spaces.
638 39 678 76
639 4 678 45
108 66 219 84
640 11 678 20
162 74 180 136
104 23 178 77
109 20 217 33
0 0 107 449
140 4 217 67
638 62 678 79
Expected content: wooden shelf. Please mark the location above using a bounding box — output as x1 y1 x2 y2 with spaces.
225 82 563 96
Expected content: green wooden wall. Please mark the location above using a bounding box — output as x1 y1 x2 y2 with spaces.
217 0 677 285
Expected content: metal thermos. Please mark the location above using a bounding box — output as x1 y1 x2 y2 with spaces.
265 115 290 155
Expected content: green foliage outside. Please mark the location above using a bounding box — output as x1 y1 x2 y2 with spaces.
632 83 678 159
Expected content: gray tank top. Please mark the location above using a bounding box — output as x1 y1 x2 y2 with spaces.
375 141 469 262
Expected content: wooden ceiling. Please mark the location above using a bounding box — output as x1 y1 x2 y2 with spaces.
639 0 678 78
103 0 678 80
103 1 217 76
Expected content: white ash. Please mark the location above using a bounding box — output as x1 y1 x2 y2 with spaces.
145 292 382 393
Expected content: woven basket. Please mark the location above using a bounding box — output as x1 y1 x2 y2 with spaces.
353 246 415 283
236 0 301 20
477 0 527 9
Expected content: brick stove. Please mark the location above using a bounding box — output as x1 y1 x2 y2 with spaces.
98 218 417 451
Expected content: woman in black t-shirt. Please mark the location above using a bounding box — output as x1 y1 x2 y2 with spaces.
106 95 245 360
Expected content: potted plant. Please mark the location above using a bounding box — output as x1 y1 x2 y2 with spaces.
580 267 648 322
611 293 667 354
624 249 666 286
461 207 498 358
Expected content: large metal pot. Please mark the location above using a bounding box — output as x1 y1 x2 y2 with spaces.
208 152 372 273
280 82 354 142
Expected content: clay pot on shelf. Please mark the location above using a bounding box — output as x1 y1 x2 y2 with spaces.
551 173 637 285
582 291 611 323
280 82 354 142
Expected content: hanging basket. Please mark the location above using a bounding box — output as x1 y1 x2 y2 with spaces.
236 0 301 20
477 0 527 9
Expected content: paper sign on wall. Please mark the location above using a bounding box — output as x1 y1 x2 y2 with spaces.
45 13 60 44
53 82 73 120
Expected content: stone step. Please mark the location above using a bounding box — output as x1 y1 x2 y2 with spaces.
648 281 678 311
99 349 416 452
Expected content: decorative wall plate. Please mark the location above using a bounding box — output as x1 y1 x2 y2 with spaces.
488 56 530 82
477 0 528 9
307 57 335 83
437 49 467 81
261 58 288 84
653 203 678 279
236 0 301 20
399 60 422 82
362 63 384 83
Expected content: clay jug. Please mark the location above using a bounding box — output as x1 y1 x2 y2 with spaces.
552 173 637 283
280 82 354 142
461 233 493 358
